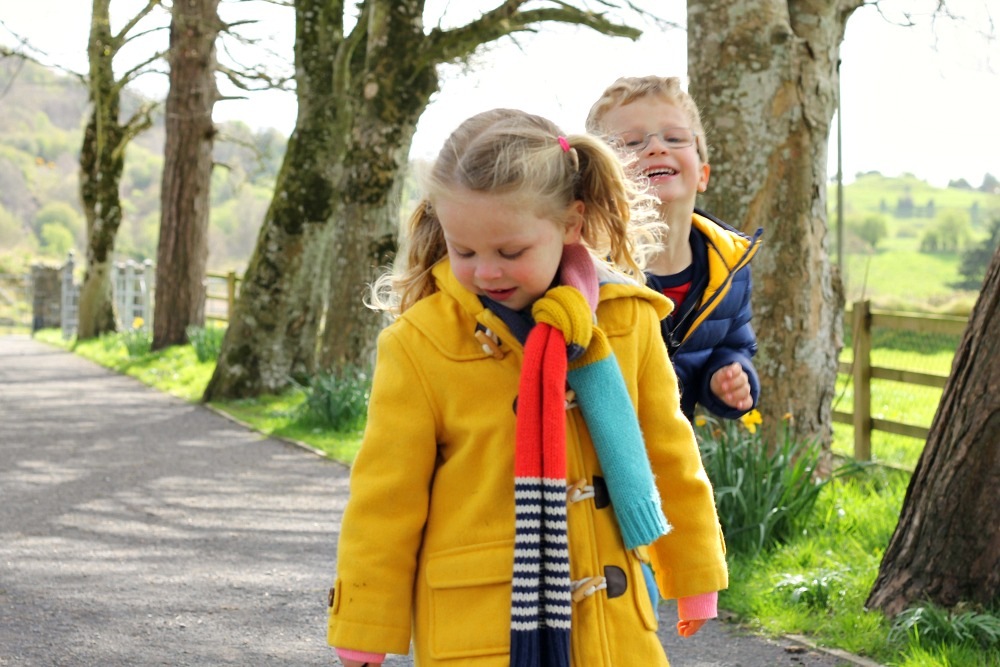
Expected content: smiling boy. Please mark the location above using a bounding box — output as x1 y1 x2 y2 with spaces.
587 76 763 420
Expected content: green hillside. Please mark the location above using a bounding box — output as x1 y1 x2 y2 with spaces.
831 172 1000 314
0 59 284 274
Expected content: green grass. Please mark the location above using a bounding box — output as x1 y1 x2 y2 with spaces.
218 392 363 463
721 466 1000 666
843 247 974 309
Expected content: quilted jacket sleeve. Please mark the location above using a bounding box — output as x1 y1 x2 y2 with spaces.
697 265 760 419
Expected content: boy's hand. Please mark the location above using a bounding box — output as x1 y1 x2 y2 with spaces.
677 618 708 637
341 661 381 667
710 362 752 411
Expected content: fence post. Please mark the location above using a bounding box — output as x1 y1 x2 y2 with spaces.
60 251 77 340
141 259 154 327
852 299 872 461
227 271 237 321
124 260 138 328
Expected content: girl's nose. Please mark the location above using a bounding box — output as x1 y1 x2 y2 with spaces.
475 259 502 281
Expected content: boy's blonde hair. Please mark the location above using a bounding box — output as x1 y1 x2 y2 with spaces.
371 108 664 314
586 76 709 165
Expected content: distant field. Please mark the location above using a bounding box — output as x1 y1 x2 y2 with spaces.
833 172 999 313
842 244 970 309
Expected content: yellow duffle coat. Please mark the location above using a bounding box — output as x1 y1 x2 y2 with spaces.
328 259 728 666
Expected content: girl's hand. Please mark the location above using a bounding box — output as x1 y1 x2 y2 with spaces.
340 659 381 667
710 362 752 410
676 618 708 637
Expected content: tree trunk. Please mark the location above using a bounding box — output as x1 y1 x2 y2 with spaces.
203 0 342 399
153 0 221 350
321 198 400 369
866 245 1000 617
77 0 155 339
77 0 126 339
319 1 433 369
687 0 860 447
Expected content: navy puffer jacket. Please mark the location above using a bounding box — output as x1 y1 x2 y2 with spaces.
646 209 763 420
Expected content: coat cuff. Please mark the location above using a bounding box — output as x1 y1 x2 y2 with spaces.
335 647 386 664
677 591 718 620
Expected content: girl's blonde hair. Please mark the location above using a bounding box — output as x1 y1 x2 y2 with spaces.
585 76 709 165
371 108 663 314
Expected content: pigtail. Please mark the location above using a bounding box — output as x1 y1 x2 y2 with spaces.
567 133 665 279
368 198 447 315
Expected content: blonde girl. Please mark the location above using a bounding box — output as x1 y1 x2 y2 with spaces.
328 108 727 667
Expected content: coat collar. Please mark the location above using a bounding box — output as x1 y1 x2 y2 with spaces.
398 257 670 361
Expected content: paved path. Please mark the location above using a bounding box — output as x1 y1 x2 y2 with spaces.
0 335 863 666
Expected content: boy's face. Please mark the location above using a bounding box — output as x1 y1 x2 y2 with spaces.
599 97 710 211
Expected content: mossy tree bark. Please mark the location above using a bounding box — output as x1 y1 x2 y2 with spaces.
77 0 159 340
152 0 221 350
866 244 1000 617
205 0 644 399
687 0 862 447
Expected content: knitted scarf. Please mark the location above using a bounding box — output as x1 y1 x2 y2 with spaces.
509 245 670 667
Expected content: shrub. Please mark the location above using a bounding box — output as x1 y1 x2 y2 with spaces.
297 365 371 432
186 324 225 363
120 317 151 357
694 412 858 557
890 603 1000 650
773 568 849 610
850 214 889 250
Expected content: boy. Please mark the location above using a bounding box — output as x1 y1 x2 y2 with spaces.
586 76 762 420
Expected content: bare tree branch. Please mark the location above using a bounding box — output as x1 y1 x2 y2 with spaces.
112 102 158 163
422 2 642 70
217 63 294 92
114 50 170 92
112 0 165 46
0 20 87 83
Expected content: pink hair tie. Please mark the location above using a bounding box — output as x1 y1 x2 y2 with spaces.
557 136 571 152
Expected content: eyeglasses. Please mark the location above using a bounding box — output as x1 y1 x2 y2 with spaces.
612 127 698 152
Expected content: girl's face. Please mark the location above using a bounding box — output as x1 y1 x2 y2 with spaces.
435 189 583 312
599 97 710 211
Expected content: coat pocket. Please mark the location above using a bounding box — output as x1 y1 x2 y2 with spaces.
423 540 513 660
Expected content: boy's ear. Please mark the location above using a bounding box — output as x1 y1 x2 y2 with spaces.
697 163 711 193
564 200 585 244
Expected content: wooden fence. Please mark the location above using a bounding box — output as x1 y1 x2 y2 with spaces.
204 270 241 322
833 299 967 461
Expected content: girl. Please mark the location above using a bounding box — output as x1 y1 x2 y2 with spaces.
327 108 727 666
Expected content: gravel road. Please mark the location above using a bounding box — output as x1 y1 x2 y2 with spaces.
0 335 871 666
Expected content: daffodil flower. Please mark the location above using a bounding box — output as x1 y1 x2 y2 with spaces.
739 409 762 434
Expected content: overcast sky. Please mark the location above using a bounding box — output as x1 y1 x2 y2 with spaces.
2 0 997 188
